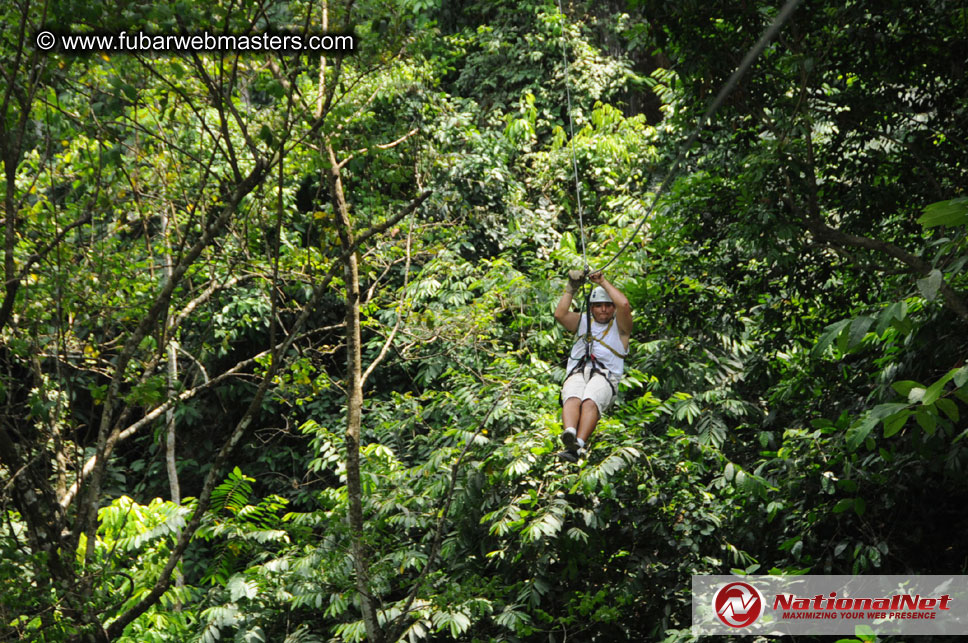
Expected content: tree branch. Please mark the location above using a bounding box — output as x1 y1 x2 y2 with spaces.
783 136 968 325
362 208 416 386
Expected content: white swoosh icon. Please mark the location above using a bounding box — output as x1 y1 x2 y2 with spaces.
718 586 759 626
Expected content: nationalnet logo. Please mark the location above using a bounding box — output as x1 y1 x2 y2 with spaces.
773 590 952 620
693 575 968 636
713 581 765 628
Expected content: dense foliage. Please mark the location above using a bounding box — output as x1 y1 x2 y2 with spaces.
2 0 966 641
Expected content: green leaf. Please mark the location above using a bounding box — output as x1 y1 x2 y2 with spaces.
871 403 909 420
846 413 880 451
936 398 959 422
916 269 943 301
915 407 937 435
778 536 800 551
847 315 874 348
228 574 258 601
560 231 576 253
875 302 902 336
125 83 141 102
883 410 911 438
444 611 471 637
838 479 858 493
837 324 852 353
242 628 266 643
265 79 285 98
830 406 898 452
908 387 927 404
832 498 854 513
851 403 911 445
697 414 726 448
891 315 914 335
891 380 922 397
813 318 850 357
735 468 747 488
954 365 968 388
854 497 866 517
258 124 275 147
922 369 956 405
917 197 968 228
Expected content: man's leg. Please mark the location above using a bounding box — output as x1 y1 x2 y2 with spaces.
560 396 581 451
577 398 600 443
562 396 581 432
575 374 612 447
560 372 585 446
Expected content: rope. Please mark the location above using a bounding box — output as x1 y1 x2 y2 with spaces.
553 1 594 362
583 282 592 360
586 0 804 272
556 0 588 271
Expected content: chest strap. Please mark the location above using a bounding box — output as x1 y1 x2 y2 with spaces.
581 317 627 360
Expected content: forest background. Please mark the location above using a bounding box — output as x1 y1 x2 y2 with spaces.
2 0 967 641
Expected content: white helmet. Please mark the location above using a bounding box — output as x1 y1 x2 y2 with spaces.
589 286 612 304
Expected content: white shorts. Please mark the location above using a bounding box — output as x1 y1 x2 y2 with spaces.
561 365 620 415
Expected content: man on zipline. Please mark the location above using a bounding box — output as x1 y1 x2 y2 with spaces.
554 269 632 462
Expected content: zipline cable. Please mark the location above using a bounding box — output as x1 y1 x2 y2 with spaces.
556 0 589 271
557 0 804 274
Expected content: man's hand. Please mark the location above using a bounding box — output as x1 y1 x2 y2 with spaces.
588 270 604 285
566 269 585 293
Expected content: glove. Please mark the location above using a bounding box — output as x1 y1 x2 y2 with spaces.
566 269 585 294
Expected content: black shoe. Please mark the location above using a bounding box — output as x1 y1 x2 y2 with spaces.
557 447 586 463
557 449 579 463
561 428 577 450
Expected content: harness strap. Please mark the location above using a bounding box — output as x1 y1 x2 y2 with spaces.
566 353 617 397
580 317 628 360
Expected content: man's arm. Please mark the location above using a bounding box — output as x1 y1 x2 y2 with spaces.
554 272 582 333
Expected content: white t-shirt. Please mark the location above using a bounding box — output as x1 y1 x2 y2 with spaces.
566 315 626 376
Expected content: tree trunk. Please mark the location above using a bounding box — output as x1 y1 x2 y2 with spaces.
327 141 385 643
162 203 184 599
